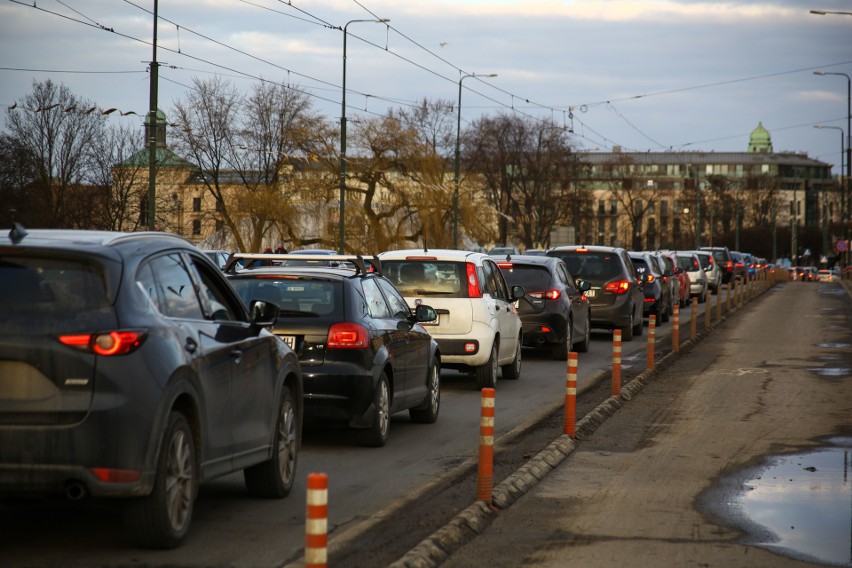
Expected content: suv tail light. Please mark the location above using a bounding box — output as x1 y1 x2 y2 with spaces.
59 330 147 356
466 262 482 298
327 322 370 349
725 261 733 272
604 279 631 295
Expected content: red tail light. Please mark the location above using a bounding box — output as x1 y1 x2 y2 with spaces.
528 290 561 300
604 279 631 295
466 262 482 298
327 322 370 349
725 261 733 272
645 274 656 283
59 331 147 356
90 467 141 483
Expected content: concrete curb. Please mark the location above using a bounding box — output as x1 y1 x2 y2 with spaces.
390 278 775 568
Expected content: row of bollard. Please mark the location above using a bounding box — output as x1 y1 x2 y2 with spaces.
300 268 779 567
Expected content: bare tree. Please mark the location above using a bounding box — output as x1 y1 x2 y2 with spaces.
465 114 577 249
4 79 107 227
598 154 664 249
89 122 146 231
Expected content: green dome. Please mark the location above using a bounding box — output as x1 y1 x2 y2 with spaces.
748 122 773 153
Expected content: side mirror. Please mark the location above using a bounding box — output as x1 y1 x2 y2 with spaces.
511 285 525 301
250 300 279 327
414 304 437 323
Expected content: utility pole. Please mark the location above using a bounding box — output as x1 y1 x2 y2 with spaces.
147 0 159 231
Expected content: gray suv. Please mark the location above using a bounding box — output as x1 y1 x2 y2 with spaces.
547 245 645 341
0 226 303 549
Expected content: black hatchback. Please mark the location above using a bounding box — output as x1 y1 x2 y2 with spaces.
225 254 441 447
0 226 303 549
495 255 592 359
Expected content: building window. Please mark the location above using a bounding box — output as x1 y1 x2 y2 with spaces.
648 200 656 215
610 217 617 233
660 200 669 217
215 199 224 212
192 219 201 236
215 220 223 232
610 200 618 215
193 197 201 212
598 200 606 215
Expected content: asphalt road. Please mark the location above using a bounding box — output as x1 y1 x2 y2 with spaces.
0 277 784 568
417 280 852 568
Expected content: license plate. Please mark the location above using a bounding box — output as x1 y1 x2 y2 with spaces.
279 335 296 349
585 289 597 298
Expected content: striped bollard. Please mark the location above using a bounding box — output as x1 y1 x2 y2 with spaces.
690 297 698 340
477 388 495 502
612 330 622 396
672 304 680 353
305 473 328 568
646 314 656 370
564 352 578 437
726 283 732 314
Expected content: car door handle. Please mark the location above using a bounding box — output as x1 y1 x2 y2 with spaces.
184 338 198 354
230 348 243 361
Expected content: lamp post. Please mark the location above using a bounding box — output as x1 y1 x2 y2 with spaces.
814 71 852 266
814 124 845 256
453 72 497 249
338 18 389 253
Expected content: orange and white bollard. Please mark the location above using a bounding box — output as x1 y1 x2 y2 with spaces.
646 314 656 370
477 388 495 502
672 304 680 353
705 292 712 331
564 352 578 437
612 329 622 396
715 288 722 321
305 473 328 568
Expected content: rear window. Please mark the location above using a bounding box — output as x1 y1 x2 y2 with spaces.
228 276 341 317
382 260 468 298
695 254 712 269
631 258 650 275
677 255 700 271
0 256 112 331
548 251 622 280
497 264 551 291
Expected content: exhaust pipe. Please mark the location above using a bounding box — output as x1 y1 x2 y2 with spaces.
65 482 87 501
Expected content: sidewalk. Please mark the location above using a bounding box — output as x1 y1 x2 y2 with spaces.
393 278 852 567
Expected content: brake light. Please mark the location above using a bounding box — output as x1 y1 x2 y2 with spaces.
604 279 631 295
725 261 733 272
327 322 370 349
466 262 482 298
645 274 656 283
59 331 147 356
528 290 561 300
497 262 513 269
575 247 589 252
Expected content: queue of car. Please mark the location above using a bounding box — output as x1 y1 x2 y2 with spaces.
0 224 810 550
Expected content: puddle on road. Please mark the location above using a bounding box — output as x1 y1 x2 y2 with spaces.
733 437 852 566
808 367 852 378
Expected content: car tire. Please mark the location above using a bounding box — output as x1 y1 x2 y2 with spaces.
358 373 391 447
620 313 634 341
633 305 644 337
502 336 521 380
125 412 196 549
551 319 572 360
575 313 591 353
475 342 498 390
244 385 299 498
409 359 440 424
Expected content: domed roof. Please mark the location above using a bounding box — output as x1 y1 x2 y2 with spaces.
748 122 773 153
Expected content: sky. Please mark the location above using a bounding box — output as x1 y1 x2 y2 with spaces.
1 0 851 174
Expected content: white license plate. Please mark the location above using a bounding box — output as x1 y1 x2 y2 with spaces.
280 335 296 349
585 289 597 298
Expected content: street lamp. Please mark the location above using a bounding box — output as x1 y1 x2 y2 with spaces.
453 72 497 249
815 70 852 266
338 18 389 253
814 124 845 256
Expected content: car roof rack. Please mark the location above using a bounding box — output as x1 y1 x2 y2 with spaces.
224 253 381 276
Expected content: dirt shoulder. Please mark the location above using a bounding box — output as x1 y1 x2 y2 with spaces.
435 281 852 568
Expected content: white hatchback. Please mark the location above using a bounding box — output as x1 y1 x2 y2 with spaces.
378 249 525 389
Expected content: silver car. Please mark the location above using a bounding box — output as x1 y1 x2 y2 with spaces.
692 250 722 295
675 251 709 303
